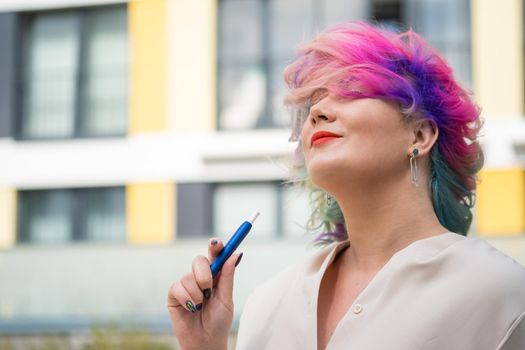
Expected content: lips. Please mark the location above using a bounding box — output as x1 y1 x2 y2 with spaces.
311 131 342 147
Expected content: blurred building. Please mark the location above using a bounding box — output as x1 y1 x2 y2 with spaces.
0 0 523 346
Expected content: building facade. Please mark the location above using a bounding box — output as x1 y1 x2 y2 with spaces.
0 0 523 345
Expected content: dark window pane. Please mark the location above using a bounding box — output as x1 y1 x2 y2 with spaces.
269 59 292 128
372 0 405 30
18 187 126 244
18 5 128 140
80 6 128 137
323 0 369 26
18 189 74 244
217 0 391 130
269 0 315 58
406 0 471 85
218 0 266 130
20 11 79 139
219 63 267 129
213 183 278 240
218 0 263 62
78 187 126 242
373 0 403 21
282 185 310 238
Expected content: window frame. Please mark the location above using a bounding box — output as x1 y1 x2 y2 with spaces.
211 180 285 239
16 186 126 245
216 0 287 131
14 4 128 141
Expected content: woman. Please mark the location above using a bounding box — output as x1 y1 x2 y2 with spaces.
167 22 525 350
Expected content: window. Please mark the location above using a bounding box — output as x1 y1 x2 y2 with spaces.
281 184 311 238
17 187 126 244
406 0 471 85
218 0 267 130
17 5 128 140
218 0 471 130
212 182 311 241
176 181 311 240
372 0 405 29
214 182 278 240
218 0 366 130
371 0 472 85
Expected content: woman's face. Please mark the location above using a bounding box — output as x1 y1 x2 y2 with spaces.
300 94 414 188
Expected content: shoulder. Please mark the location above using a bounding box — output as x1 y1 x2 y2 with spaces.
438 235 525 328
440 235 525 350
452 236 525 296
497 309 525 350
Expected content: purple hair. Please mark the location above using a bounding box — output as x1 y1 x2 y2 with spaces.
284 22 484 244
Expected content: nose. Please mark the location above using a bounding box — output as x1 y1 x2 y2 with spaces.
310 113 329 126
308 98 335 126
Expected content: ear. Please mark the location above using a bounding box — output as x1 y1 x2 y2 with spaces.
408 119 438 156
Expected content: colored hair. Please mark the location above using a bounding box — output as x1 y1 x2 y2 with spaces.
283 22 484 244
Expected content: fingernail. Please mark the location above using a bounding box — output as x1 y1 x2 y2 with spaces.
210 239 218 246
235 252 244 267
203 288 212 299
195 303 203 311
185 300 197 313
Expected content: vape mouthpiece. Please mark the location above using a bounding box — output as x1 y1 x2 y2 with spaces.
248 211 260 224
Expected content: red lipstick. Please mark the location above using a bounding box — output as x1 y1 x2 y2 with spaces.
311 131 342 147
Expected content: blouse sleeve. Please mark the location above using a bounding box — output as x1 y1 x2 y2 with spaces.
497 310 525 350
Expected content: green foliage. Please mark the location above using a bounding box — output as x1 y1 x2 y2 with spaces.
84 326 174 350
0 338 16 350
0 326 176 350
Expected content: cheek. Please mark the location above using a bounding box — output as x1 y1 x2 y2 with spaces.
354 129 410 172
300 125 312 156
352 116 402 147
338 122 406 168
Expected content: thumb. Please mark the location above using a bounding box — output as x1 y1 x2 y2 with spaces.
214 252 243 306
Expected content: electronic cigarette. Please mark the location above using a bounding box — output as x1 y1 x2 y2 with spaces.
210 212 259 278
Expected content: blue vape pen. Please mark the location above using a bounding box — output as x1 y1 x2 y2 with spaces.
210 212 259 278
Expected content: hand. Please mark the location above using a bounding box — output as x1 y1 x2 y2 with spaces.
167 238 243 350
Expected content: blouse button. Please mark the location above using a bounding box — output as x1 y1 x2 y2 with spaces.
353 303 363 314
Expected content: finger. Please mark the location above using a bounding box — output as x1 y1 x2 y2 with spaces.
167 282 181 307
180 273 205 311
214 252 243 307
208 237 224 262
167 282 198 313
192 256 213 300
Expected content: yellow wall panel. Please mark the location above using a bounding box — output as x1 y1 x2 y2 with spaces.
476 169 525 235
167 0 217 131
0 187 16 249
472 0 524 116
128 0 167 133
127 183 175 244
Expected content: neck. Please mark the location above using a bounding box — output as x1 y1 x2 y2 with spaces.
327 172 448 273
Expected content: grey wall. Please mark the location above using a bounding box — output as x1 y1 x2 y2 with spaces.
0 239 312 333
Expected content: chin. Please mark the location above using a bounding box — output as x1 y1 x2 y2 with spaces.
307 157 373 191
306 161 342 189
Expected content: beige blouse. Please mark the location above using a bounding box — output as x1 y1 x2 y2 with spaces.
236 232 525 349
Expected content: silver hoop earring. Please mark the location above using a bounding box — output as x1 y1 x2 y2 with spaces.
326 192 334 207
409 148 419 187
